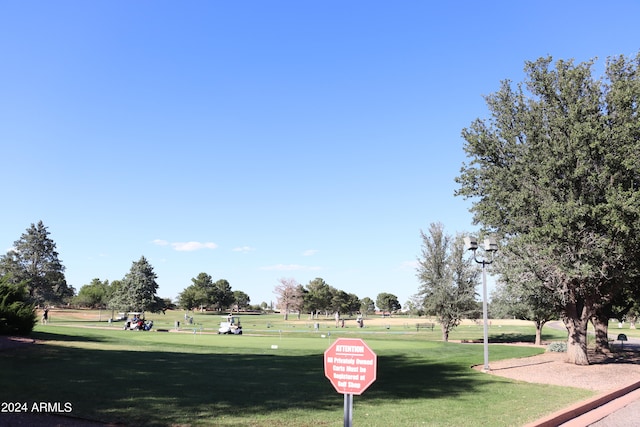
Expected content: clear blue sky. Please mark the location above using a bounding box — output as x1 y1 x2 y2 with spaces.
2 1 639 307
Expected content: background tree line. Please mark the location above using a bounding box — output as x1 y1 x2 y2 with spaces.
273 277 400 320
0 221 402 331
177 272 251 312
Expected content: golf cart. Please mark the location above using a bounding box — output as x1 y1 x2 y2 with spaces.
123 312 153 331
218 315 242 335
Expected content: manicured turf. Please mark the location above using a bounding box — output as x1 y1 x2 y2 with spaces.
1 311 594 426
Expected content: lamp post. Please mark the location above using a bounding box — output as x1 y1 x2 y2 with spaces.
464 236 498 372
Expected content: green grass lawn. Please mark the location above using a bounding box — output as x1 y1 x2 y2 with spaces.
0 311 598 426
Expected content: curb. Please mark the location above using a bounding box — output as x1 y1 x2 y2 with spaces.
523 380 640 427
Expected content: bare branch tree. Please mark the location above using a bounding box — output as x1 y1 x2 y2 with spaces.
274 278 303 320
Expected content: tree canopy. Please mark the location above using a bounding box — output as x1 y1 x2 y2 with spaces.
360 297 376 315
273 277 371 319
376 292 401 313
490 243 559 345
416 223 479 341
177 273 236 312
0 221 73 305
232 290 251 311
456 53 640 364
74 278 111 309
109 256 162 313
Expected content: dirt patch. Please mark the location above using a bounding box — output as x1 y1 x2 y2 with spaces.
475 346 640 392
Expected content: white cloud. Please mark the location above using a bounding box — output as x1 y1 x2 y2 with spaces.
171 241 218 252
153 239 218 251
302 249 318 256
233 246 256 253
260 264 322 271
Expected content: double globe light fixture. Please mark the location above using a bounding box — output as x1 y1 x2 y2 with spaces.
464 236 498 372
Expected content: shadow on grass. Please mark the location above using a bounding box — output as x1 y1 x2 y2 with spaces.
369 355 483 400
483 332 566 344
31 330 110 344
1 335 484 426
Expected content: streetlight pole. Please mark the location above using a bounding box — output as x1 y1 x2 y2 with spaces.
464 236 498 372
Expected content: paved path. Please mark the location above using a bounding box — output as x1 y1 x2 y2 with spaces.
559 387 640 427
588 398 640 427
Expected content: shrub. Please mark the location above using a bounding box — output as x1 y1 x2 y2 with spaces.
0 277 38 336
547 341 567 352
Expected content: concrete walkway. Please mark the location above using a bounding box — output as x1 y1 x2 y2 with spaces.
524 381 640 427
586 391 640 427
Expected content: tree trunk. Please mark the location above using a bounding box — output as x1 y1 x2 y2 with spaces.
591 313 610 353
563 300 590 365
534 320 545 346
441 324 449 342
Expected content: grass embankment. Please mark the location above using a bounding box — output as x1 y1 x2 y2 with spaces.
0 310 594 426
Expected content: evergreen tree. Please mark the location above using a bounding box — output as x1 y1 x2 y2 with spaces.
376 292 401 313
232 290 250 312
304 278 333 318
110 256 160 313
211 279 234 311
0 275 38 335
0 221 73 305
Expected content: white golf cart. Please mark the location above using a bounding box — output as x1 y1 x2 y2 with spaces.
218 315 242 335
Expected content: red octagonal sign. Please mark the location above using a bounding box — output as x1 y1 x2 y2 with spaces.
324 338 377 395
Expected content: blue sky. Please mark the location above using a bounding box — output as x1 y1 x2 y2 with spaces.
2 1 639 307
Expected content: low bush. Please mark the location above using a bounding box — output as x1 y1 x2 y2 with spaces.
547 341 567 352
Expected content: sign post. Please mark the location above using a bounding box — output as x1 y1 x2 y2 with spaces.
324 338 377 427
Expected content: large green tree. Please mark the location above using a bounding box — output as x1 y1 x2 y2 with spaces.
304 278 333 318
109 256 161 313
232 290 250 312
416 223 478 341
456 53 640 364
178 273 235 312
376 292 401 314
0 221 74 305
178 284 207 311
210 279 234 311
74 278 110 309
359 297 376 316
180 272 214 311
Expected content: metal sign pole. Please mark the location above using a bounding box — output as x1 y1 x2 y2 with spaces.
325 338 376 426
343 393 353 427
